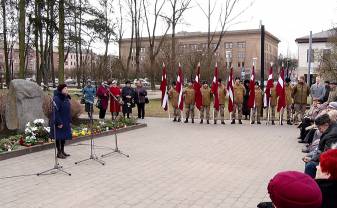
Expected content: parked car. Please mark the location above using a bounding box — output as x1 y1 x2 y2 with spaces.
65 78 77 86
133 78 151 87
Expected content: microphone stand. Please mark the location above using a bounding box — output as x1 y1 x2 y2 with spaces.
37 97 71 176
101 87 129 158
74 100 105 165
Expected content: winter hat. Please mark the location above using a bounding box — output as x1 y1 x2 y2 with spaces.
268 171 322 208
320 149 337 179
57 84 67 92
328 102 337 110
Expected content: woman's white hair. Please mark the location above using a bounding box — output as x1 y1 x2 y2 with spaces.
328 110 337 122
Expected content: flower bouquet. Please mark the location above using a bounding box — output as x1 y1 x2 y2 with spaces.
22 119 50 146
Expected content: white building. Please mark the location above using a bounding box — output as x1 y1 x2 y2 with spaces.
295 30 333 82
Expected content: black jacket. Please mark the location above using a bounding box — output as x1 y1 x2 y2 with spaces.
316 179 337 208
318 123 337 152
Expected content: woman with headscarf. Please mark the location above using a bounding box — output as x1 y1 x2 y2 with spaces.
50 84 72 159
109 80 122 120
96 81 110 120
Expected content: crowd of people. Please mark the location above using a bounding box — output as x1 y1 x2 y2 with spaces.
82 79 148 120
257 77 337 208
167 75 336 126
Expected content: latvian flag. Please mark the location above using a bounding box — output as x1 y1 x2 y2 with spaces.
160 63 168 111
227 67 234 112
176 63 184 110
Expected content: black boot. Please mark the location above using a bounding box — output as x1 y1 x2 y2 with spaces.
231 119 235 124
214 120 217 124
207 120 209 124
272 120 275 125
200 119 203 124
184 119 188 123
61 141 70 157
257 121 261 124
251 121 255 124
281 121 283 125
239 120 242 124
177 118 181 122
191 119 194 123
221 121 225 125
173 118 177 122
287 120 293 125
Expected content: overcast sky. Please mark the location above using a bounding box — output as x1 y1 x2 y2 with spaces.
97 0 337 57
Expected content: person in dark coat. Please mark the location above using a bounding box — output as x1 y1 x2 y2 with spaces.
323 81 331 103
135 80 147 119
50 84 72 159
315 149 337 208
122 81 136 118
96 81 110 120
242 79 250 120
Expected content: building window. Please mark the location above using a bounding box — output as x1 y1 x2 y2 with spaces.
225 50 232 59
307 49 314 63
238 62 241 67
238 51 245 59
225 42 233 49
237 42 246 48
190 44 198 51
202 43 208 49
242 62 245 67
140 47 145 53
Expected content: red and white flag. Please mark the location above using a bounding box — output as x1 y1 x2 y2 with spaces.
211 63 220 111
160 63 168 111
276 66 286 112
194 62 202 110
264 66 274 107
247 65 255 108
227 67 234 112
176 63 184 110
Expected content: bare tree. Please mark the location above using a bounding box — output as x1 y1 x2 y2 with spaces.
168 0 192 81
18 0 25 78
59 0 65 84
1 0 10 86
143 0 170 90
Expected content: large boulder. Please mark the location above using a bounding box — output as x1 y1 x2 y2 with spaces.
5 79 48 132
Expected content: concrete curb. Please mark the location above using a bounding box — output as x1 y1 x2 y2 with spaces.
0 123 147 161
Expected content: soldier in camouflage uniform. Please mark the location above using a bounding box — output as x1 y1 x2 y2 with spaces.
231 77 246 124
214 79 227 124
292 76 310 124
183 81 196 123
200 81 211 124
168 81 181 122
251 82 263 124
270 83 278 125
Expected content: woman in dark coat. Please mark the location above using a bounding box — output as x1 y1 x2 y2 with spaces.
122 81 136 118
242 79 250 120
50 84 72 159
96 81 110 120
135 80 147 119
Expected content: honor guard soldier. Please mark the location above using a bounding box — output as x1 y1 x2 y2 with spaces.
168 81 181 122
283 78 293 125
251 82 263 124
292 76 310 124
200 81 211 124
214 78 227 124
270 83 278 125
183 80 196 123
231 77 245 124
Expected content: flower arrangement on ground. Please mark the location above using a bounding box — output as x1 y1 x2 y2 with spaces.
22 119 50 146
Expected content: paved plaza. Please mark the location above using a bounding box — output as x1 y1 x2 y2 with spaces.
0 118 304 208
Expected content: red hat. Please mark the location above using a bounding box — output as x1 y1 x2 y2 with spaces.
320 149 337 179
268 171 322 208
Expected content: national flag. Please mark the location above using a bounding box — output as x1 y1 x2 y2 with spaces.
227 67 234 112
264 66 273 107
194 62 202 110
160 63 168 111
276 66 286 112
211 63 220 111
176 63 184 110
247 65 255 108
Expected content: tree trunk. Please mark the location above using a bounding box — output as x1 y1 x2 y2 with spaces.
49 0 55 87
58 0 65 84
79 0 84 88
150 55 156 91
18 0 26 79
2 0 10 86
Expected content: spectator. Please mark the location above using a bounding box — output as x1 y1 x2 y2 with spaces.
109 80 122 120
328 82 337 102
50 84 72 159
96 81 110 120
323 81 331 103
135 80 147 119
82 79 96 117
242 79 250 120
311 76 326 102
122 80 136 118
257 171 322 208
315 148 337 208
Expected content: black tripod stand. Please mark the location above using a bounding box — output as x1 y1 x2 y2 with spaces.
74 101 105 165
101 125 129 158
37 98 71 176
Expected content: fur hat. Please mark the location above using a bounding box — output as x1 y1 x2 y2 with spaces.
57 84 67 92
268 171 322 208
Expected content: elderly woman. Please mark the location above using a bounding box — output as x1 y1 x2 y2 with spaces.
96 81 110 120
135 80 147 119
109 81 122 120
122 81 136 118
50 84 72 159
